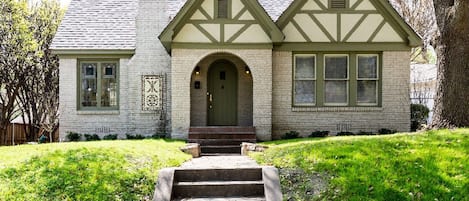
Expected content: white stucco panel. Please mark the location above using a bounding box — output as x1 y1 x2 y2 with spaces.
318 0 328 8
225 24 245 42
283 22 307 42
302 0 323 10
232 0 244 17
191 10 208 20
373 23 404 42
295 14 330 42
200 24 221 42
314 14 337 41
341 14 363 41
355 0 376 10
174 24 212 43
201 0 214 19
233 25 271 43
239 11 255 20
347 14 383 42
350 0 359 7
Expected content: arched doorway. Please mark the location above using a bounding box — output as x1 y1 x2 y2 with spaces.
207 60 238 126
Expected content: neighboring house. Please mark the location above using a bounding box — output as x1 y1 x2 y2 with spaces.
410 63 437 122
51 0 421 140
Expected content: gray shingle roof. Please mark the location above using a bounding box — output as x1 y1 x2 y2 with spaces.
51 0 137 50
52 0 292 50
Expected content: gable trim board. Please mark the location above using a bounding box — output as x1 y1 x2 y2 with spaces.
159 0 285 53
276 0 421 48
51 49 135 56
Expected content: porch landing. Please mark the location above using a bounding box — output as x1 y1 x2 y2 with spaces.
188 127 256 154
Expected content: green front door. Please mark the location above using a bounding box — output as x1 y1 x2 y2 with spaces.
208 60 238 126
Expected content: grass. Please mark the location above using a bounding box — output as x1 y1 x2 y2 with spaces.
252 129 469 201
0 139 191 201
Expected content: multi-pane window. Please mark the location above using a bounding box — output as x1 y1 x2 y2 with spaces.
324 55 348 105
294 55 316 105
357 55 379 105
293 53 380 107
217 0 228 18
79 61 118 110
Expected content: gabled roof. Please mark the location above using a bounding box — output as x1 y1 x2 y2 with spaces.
276 0 421 47
159 0 285 53
51 0 138 52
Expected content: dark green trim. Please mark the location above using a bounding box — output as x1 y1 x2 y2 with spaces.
341 13 368 42
52 49 135 56
77 59 120 111
274 42 411 51
226 24 251 43
291 19 311 42
172 43 273 49
159 0 284 53
308 13 335 42
193 23 219 43
350 0 364 9
368 19 387 42
276 0 422 47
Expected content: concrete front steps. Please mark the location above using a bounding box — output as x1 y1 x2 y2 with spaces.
153 167 282 201
188 127 256 154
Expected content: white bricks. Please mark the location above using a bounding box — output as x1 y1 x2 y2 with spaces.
271 51 411 139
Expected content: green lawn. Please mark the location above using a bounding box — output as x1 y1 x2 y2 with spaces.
0 139 191 201
252 129 469 201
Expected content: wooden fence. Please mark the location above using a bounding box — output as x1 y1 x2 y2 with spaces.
0 124 59 146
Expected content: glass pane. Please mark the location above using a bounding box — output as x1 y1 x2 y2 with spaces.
218 0 228 18
295 56 315 79
101 65 117 107
81 63 97 107
295 80 315 104
325 81 347 104
357 81 377 104
325 56 348 79
358 55 378 78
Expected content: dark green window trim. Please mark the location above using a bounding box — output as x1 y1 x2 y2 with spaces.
292 52 382 108
77 59 119 111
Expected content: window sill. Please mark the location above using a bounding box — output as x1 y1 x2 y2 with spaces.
292 106 383 112
77 110 120 115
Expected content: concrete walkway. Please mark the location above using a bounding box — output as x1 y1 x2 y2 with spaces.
180 155 259 169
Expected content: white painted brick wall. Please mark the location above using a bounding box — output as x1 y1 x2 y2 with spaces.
272 51 411 139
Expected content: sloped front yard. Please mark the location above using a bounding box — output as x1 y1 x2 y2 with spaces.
252 129 469 200
0 139 191 201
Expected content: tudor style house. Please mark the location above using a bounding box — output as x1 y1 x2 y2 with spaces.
51 0 420 141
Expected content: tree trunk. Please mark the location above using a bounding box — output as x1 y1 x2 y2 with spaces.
431 0 469 128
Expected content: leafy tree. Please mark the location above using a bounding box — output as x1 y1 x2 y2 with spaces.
0 0 37 144
390 0 469 128
431 0 469 128
17 0 62 142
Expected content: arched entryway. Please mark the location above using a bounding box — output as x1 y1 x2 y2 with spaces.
190 53 253 127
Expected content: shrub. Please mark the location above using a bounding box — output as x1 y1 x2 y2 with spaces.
336 131 354 136
356 131 373 135
151 133 168 139
411 104 430 131
126 134 145 140
378 128 397 135
66 132 82 141
103 134 118 140
84 134 100 141
309 131 329 137
281 131 300 139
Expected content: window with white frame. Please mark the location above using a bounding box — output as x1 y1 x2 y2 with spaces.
79 61 118 110
357 55 379 105
324 55 348 105
294 55 316 105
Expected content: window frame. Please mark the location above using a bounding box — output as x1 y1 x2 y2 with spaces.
77 60 120 111
356 54 379 106
323 54 349 106
293 54 317 106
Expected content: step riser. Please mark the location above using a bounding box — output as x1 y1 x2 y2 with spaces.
172 184 264 198
188 139 256 146
189 127 256 133
201 146 241 154
174 169 263 182
188 134 256 140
